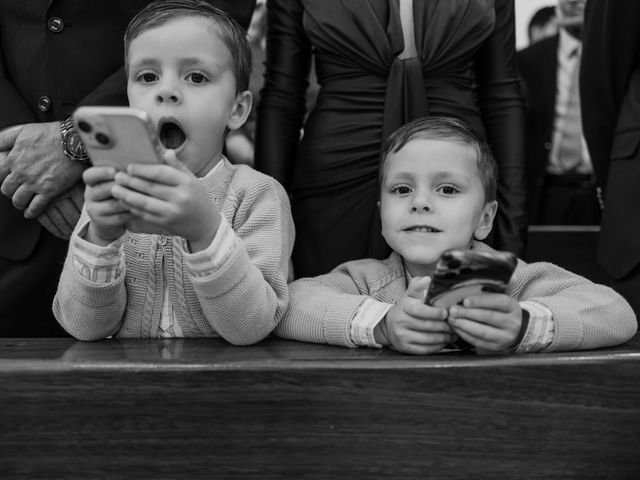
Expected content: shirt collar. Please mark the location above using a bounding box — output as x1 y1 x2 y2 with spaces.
202 155 226 179
559 28 581 60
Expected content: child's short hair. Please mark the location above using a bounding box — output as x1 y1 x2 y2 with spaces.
124 0 251 92
381 116 498 203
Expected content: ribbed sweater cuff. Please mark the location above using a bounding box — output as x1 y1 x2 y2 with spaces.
537 298 583 351
322 296 366 347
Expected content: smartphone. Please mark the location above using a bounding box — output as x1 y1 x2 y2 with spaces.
425 249 517 308
72 106 163 169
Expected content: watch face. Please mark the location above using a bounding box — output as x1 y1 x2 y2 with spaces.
66 131 87 159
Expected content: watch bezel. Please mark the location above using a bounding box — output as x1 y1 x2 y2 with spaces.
61 116 90 163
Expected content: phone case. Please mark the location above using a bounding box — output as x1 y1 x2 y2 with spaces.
72 106 163 169
425 249 517 308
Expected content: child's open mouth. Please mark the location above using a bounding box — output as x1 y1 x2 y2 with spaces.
158 119 186 150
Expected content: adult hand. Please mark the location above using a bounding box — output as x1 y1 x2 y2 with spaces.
376 277 453 355
0 122 85 219
37 183 85 239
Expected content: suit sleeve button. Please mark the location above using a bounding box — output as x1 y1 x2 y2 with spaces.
38 96 51 112
48 17 64 33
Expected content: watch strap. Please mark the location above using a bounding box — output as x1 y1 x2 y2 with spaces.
60 116 89 162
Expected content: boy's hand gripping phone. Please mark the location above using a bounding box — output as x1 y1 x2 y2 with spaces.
425 249 517 351
72 106 163 170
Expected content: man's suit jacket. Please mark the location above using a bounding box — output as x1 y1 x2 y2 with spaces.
0 0 256 263
0 0 255 336
581 0 640 279
517 35 559 223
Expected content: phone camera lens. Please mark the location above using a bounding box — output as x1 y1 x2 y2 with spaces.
77 121 92 133
95 132 110 146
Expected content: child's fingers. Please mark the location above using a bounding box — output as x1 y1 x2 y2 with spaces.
404 316 454 334
88 198 131 217
402 299 448 323
461 293 514 312
388 329 452 355
393 342 449 356
449 304 506 328
405 331 454 346
82 166 116 186
123 163 183 185
162 149 192 173
114 171 173 200
449 317 512 351
85 181 117 202
405 276 431 302
111 184 169 217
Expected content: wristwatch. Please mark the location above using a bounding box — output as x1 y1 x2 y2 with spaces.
60 116 89 163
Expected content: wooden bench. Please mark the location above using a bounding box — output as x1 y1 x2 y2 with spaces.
1 336 639 479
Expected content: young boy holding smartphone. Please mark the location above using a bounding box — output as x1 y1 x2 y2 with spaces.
276 117 637 355
54 0 294 343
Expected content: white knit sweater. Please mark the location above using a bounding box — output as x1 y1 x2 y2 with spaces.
276 243 637 353
53 159 294 344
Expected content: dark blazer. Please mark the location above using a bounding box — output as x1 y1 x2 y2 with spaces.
581 0 640 279
0 0 255 336
517 35 558 223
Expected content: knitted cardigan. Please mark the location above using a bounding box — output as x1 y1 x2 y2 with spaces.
275 243 637 352
54 159 294 344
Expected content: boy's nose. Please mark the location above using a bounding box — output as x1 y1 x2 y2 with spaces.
410 204 430 213
410 194 432 212
155 85 181 104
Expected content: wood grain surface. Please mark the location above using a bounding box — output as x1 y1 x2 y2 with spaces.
1 336 639 479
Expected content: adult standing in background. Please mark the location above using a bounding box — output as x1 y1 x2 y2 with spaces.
0 0 255 337
526 5 557 47
255 0 527 278
580 0 640 317
518 0 600 225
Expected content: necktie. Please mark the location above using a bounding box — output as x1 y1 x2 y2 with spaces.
558 47 583 172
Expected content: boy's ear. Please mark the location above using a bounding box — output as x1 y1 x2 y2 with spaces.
473 200 498 241
227 90 252 131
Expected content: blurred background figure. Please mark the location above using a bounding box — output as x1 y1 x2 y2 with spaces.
256 0 526 279
527 5 557 46
581 0 640 317
225 0 320 167
518 0 600 225
224 0 266 166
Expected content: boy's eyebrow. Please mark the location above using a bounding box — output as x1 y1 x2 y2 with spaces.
430 170 471 181
127 57 159 68
385 170 471 182
128 56 224 70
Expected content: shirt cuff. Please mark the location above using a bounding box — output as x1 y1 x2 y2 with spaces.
72 219 123 283
350 298 392 348
183 213 238 277
515 300 556 353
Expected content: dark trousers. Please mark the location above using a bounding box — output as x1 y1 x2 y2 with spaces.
538 173 602 225
610 263 640 325
0 230 70 337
